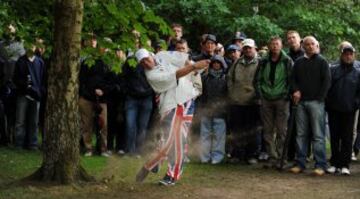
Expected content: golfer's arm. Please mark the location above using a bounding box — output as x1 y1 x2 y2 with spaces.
176 64 194 79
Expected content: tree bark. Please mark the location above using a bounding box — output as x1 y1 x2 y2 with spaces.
28 0 92 184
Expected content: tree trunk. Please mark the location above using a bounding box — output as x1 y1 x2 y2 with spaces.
28 0 92 184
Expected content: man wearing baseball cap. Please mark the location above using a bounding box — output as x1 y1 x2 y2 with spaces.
326 43 360 175
192 34 217 61
227 38 262 164
135 48 209 186
232 31 247 48
225 44 241 71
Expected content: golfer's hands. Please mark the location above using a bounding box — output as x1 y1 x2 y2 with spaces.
193 59 210 70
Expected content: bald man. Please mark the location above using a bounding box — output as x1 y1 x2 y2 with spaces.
290 36 331 176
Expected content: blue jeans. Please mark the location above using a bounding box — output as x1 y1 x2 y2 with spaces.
295 101 327 169
200 117 226 163
15 95 40 148
125 95 153 154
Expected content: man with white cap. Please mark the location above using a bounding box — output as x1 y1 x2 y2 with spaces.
135 48 209 186
227 38 262 164
326 43 360 175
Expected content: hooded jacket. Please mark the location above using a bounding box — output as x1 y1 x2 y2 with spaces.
0 39 25 88
198 55 228 117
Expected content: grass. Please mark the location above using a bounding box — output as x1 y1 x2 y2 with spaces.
0 147 107 181
1 147 360 199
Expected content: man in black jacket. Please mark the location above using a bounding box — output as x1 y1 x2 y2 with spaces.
290 36 331 176
79 55 113 157
0 24 25 145
287 30 304 62
286 30 305 161
0 60 6 145
326 44 360 175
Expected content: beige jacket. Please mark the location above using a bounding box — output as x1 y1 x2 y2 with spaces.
227 55 260 105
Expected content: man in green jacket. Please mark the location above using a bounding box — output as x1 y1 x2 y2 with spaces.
255 36 293 168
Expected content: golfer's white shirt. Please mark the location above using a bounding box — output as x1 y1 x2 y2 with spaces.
145 51 200 116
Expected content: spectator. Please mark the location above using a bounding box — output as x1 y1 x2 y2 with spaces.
154 39 166 54
326 44 360 175
286 30 304 162
192 34 217 61
34 38 49 148
224 44 241 73
255 36 293 168
336 42 360 162
191 34 217 147
135 49 209 186
175 39 190 54
232 32 247 49
215 43 225 57
79 44 113 157
168 23 183 51
122 55 154 156
289 36 331 176
287 30 304 62
227 38 262 164
107 49 126 155
257 46 269 59
198 55 228 164
13 44 45 149
0 24 25 145
0 53 6 145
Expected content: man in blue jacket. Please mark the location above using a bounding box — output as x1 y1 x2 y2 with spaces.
326 44 360 175
13 44 45 149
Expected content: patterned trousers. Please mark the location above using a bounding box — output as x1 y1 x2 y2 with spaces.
143 100 194 180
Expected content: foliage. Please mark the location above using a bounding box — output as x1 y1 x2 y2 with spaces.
2 0 359 60
81 0 172 69
144 0 360 60
143 0 233 51
0 0 53 52
0 0 172 70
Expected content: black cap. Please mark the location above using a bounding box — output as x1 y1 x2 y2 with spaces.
204 34 217 44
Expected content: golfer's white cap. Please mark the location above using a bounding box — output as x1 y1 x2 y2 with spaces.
135 48 151 62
